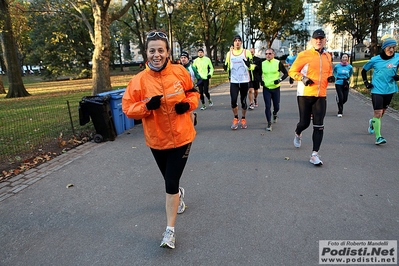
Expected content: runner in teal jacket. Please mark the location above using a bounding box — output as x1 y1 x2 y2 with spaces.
333 53 353 117
361 37 399 145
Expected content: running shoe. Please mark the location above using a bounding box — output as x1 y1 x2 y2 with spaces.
337 114 343 118
254 99 258 107
294 133 302 148
231 118 239 130
375 136 387 145
273 114 278 123
160 229 175 249
368 119 374 134
241 118 248 129
249 103 255 110
177 187 186 214
310 153 323 166
200 104 206 110
208 100 213 107
266 122 272 131
193 112 198 126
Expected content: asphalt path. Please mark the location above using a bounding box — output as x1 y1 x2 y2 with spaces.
1 81 398 265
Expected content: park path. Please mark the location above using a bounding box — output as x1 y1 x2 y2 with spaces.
1 80 398 265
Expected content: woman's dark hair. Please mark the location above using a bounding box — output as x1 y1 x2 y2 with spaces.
341 53 349 59
145 30 170 51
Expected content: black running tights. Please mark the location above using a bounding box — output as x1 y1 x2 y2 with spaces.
150 143 192 194
295 96 326 152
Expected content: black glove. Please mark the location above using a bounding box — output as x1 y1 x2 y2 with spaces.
364 80 373 89
175 102 190 114
223 64 228 71
146 95 162 110
242 59 250 67
207 75 211 80
274 79 281 85
393 75 399 81
327 76 335 83
302 77 314 86
261 81 265 87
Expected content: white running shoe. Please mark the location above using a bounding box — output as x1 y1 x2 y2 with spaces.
160 229 175 249
294 133 302 148
310 153 323 166
266 122 272 131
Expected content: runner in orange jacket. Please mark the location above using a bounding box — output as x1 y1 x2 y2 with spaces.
288 29 334 166
122 30 199 249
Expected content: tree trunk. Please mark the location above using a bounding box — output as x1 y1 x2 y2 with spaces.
0 0 30 98
91 1 112 95
89 0 135 95
0 75 5 94
369 1 381 56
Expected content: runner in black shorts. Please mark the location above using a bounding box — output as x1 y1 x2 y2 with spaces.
248 48 263 109
361 36 399 145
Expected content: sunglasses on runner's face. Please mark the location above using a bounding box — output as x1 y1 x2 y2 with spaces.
147 32 168 40
266 53 273 55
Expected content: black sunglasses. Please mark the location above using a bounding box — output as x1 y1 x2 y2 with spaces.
266 53 273 55
147 32 168 40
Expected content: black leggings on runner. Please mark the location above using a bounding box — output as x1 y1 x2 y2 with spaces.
230 82 249 109
150 143 192 194
335 84 349 114
198 79 211 104
295 96 326 152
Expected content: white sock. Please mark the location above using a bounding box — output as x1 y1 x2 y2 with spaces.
166 226 175 232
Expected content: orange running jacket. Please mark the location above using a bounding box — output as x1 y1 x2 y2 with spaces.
122 61 200 150
288 48 333 97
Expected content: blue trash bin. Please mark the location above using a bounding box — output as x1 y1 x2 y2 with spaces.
97 89 134 135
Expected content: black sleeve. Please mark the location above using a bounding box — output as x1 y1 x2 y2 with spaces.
361 68 368 82
279 62 288 81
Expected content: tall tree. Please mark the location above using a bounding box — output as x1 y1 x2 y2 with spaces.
173 8 203 56
188 0 238 61
244 0 265 49
0 75 5 94
253 0 304 49
89 0 136 95
0 0 30 98
28 1 93 80
117 0 160 64
317 0 399 56
67 0 135 94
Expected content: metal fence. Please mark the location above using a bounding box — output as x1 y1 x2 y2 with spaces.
0 95 95 172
